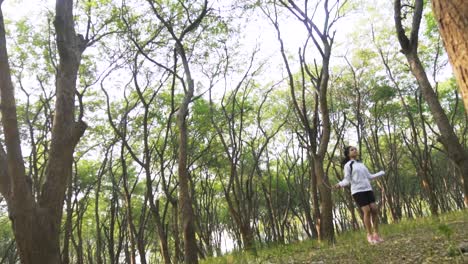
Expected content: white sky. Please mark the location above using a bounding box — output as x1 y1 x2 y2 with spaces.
2 0 52 20
1 0 358 64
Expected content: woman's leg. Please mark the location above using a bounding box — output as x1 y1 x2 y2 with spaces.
369 202 379 234
369 202 384 242
361 205 372 235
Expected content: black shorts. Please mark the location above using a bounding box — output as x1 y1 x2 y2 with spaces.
352 191 376 207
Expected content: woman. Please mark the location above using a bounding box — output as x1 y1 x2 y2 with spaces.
335 146 385 244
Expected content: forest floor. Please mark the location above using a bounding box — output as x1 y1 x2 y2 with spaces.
202 210 468 264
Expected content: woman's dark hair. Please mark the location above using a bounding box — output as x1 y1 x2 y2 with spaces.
341 146 352 167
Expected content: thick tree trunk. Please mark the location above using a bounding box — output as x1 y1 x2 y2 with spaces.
314 158 335 243
0 4 34 262
307 153 321 239
431 0 468 207
432 0 468 114
0 0 87 263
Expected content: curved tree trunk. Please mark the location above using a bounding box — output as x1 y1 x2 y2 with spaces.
406 45 468 210
150 2 208 262
394 0 468 209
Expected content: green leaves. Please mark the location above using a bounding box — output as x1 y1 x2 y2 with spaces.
371 84 396 102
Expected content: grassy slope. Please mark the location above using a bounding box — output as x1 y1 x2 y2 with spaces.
202 210 468 264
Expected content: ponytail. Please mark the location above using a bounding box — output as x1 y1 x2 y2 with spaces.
341 146 352 167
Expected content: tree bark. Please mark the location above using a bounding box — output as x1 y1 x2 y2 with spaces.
177 84 198 264
432 0 468 114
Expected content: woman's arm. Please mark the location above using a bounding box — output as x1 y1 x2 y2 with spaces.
366 167 385 180
337 163 352 187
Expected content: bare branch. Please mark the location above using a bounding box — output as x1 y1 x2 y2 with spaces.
410 0 423 47
394 0 411 52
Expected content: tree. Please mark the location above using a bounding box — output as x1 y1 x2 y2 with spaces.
208 54 261 253
264 0 347 243
147 1 209 263
394 0 468 208
431 0 468 114
0 0 87 262
375 39 440 216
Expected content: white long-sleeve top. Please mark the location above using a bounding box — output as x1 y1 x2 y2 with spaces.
338 160 385 195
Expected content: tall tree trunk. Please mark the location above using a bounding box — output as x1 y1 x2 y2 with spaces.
150 2 208 261
315 43 334 243
260 185 279 242
432 0 468 114
0 0 87 263
176 40 199 263
177 89 198 264
394 0 468 208
121 143 136 264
